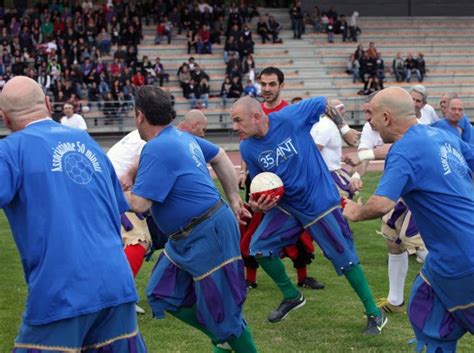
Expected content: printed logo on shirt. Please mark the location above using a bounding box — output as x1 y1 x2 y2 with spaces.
51 141 103 184
439 143 468 177
189 140 203 168
258 138 298 170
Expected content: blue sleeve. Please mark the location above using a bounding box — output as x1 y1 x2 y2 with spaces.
374 152 416 201
194 136 219 162
0 149 20 208
459 139 474 171
132 146 177 203
272 96 327 129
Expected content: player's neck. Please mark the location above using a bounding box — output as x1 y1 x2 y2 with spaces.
264 97 282 110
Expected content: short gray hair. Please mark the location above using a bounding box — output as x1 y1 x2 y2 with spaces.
409 85 427 104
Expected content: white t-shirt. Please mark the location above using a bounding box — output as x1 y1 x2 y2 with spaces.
310 116 341 171
107 130 146 178
419 104 440 125
358 122 384 151
60 114 88 130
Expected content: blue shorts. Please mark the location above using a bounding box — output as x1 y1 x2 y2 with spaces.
408 270 474 353
146 203 248 342
249 205 359 275
13 302 147 352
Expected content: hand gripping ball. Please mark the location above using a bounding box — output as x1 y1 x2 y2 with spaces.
249 172 285 200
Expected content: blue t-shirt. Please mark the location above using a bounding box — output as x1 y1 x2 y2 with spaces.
431 115 473 145
240 96 340 217
0 120 136 325
133 126 220 234
375 124 474 278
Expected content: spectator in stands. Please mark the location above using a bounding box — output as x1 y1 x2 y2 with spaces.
416 52 426 82
155 17 172 45
392 52 405 82
197 24 212 54
409 85 439 124
178 63 192 96
243 54 256 83
111 79 123 101
242 24 253 45
321 13 329 33
243 79 257 97
188 57 197 72
238 36 253 60
153 57 168 87
224 36 239 63
404 53 421 82
220 76 232 107
114 44 127 62
346 53 360 83
289 1 304 39
37 70 52 93
186 28 197 54
126 45 138 68
211 16 226 45
60 101 88 130
96 27 112 55
228 75 243 98
359 51 376 95
268 15 283 43
327 16 335 43
110 57 123 78
354 44 364 61
367 42 377 59
102 91 119 125
198 77 210 109
256 16 271 44
349 11 359 42
375 52 385 90
337 15 349 42
183 78 199 108
311 6 322 32
192 64 210 86
131 70 145 88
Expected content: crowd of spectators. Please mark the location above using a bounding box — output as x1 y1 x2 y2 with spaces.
306 5 360 42
346 41 427 95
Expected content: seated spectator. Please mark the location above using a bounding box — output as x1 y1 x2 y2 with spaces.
87 81 101 112
404 53 421 82
188 56 197 72
178 63 192 96
242 54 256 83
226 52 242 76
113 44 127 61
242 24 253 44
155 17 173 45
96 27 112 56
346 54 360 83
131 70 145 88
228 24 242 42
224 36 239 63
359 51 376 95
228 76 243 98
243 79 257 97
220 76 232 107
197 25 212 54
416 52 426 82
122 79 135 107
37 70 52 93
191 64 210 85
183 78 200 108
187 28 197 54
102 91 119 125
392 52 405 82
268 15 283 43
238 36 253 60
337 15 349 42
321 13 329 33
311 6 322 32
198 78 210 109
256 16 271 44
110 57 123 78
153 57 169 87
374 52 385 90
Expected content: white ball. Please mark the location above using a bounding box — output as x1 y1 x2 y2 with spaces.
250 172 285 200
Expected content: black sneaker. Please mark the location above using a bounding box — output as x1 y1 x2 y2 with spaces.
297 277 325 290
268 292 306 323
363 311 388 335
246 280 257 289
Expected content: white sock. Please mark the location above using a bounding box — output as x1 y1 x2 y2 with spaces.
387 252 409 306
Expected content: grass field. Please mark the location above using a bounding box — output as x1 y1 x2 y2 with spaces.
0 172 473 352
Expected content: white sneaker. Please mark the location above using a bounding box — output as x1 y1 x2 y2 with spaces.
135 304 146 315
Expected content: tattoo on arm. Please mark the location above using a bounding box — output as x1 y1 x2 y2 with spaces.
326 104 346 129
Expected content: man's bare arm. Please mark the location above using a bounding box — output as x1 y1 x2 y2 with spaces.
343 195 396 222
124 191 152 213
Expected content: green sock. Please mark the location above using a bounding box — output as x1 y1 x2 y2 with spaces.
228 326 258 353
257 256 299 300
168 306 218 341
343 264 381 317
